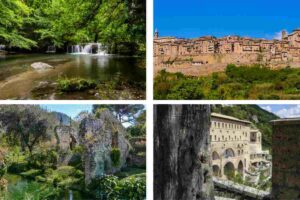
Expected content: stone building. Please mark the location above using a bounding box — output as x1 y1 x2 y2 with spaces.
210 113 269 179
271 118 300 200
154 28 300 69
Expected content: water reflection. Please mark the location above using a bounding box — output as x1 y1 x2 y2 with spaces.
0 54 145 99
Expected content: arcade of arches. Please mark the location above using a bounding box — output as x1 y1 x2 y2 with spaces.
210 113 270 179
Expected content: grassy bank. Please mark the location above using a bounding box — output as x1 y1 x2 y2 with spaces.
154 64 300 100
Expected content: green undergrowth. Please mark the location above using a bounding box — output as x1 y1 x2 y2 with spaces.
154 64 300 100
57 77 97 92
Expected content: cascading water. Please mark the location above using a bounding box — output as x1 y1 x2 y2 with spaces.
68 43 107 55
0 45 5 51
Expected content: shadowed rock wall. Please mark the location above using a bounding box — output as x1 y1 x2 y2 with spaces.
271 119 300 200
154 105 214 200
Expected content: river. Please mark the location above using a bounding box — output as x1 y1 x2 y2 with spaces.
0 54 145 99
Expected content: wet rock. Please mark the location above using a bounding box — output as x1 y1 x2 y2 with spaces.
94 93 100 98
79 110 130 185
31 81 57 99
0 178 8 191
31 62 54 70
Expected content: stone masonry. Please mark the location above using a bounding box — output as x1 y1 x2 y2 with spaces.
154 29 300 76
210 113 269 179
271 118 300 200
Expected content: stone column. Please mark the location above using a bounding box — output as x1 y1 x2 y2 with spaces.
154 105 215 200
271 118 300 200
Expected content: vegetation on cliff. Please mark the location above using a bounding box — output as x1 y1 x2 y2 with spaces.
212 105 279 149
0 104 146 199
154 64 300 100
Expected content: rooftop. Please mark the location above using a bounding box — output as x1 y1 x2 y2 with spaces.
211 113 251 124
271 118 300 125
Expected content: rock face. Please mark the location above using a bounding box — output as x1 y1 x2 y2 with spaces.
271 118 300 200
79 110 129 185
154 105 215 200
31 62 54 70
54 125 77 165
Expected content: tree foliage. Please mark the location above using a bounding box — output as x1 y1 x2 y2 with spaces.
154 64 300 100
92 104 145 125
0 0 145 55
0 106 52 153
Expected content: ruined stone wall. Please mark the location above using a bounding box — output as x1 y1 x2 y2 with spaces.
79 110 130 185
154 105 214 200
271 119 300 200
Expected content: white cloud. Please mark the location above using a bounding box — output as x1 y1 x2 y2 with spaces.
275 105 300 118
273 31 282 40
261 106 272 112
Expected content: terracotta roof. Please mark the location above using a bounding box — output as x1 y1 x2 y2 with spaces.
211 113 251 124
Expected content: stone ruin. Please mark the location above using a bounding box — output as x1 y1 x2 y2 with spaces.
54 125 78 165
78 109 130 185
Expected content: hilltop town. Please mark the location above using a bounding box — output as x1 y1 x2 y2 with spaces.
154 29 300 76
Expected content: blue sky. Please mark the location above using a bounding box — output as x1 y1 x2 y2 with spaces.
259 105 300 118
41 104 92 118
154 0 300 39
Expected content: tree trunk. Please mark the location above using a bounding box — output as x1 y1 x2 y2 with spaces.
154 105 215 200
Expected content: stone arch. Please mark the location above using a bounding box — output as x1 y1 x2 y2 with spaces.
224 162 235 179
238 160 244 175
212 151 220 160
212 165 221 177
224 148 235 158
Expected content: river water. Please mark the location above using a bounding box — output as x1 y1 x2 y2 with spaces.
0 54 145 99
4 174 85 199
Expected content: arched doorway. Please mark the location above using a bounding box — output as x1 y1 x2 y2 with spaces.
224 148 235 158
224 162 235 179
212 165 220 177
238 160 243 175
212 151 220 160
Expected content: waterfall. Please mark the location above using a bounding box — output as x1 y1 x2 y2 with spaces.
46 45 56 53
68 43 107 55
82 44 92 54
0 45 5 51
69 190 73 200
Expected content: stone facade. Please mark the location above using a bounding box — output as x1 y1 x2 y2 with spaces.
271 118 300 200
210 113 269 179
154 29 300 76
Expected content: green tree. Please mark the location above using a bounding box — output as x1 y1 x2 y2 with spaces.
0 0 36 49
0 107 50 154
93 105 144 124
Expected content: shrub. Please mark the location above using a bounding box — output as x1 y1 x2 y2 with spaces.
111 148 121 167
7 161 28 174
0 162 6 178
88 174 146 200
20 169 43 179
57 77 97 92
27 149 58 170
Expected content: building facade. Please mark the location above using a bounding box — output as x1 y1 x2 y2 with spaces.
154 29 300 64
210 113 269 179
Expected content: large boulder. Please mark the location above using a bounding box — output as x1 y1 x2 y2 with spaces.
79 110 130 185
31 62 54 70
